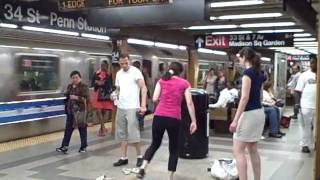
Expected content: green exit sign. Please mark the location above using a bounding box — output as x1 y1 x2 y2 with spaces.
59 0 173 11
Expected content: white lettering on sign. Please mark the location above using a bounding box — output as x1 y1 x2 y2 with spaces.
2 3 107 34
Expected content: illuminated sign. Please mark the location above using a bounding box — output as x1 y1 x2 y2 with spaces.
59 0 173 11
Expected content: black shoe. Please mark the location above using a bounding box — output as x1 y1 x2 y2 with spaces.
136 157 143 167
137 168 145 179
56 146 68 154
113 159 128 167
302 146 311 153
278 131 286 136
78 147 87 153
269 133 282 138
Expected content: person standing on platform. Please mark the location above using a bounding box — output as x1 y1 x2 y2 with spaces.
229 47 266 180
203 68 217 103
91 60 114 136
132 61 151 131
295 55 317 153
56 71 90 153
287 64 301 119
113 54 148 167
137 62 197 180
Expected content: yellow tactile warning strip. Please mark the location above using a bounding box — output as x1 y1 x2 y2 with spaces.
0 115 153 153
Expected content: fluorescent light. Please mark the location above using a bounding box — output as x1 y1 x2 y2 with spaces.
210 0 264 8
240 22 295 28
271 48 310 55
294 42 318 45
155 42 179 49
88 52 112 56
78 51 87 53
294 33 311 37
32 48 75 52
198 48 227 55
81 33 110 41
294 38 316 42
294 44 318 47
0 23 18 29
0 45 29 49
128 38 154 46
212 30 252 35
185 25 238 30
218 13 282 20
261 57 271 61
22 26 79 36
258 29 304 33
178 45 187 50
210 16 217 21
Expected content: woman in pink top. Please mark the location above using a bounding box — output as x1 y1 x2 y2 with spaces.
137 62 197 179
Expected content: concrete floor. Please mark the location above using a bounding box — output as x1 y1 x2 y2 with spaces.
0 115 314 180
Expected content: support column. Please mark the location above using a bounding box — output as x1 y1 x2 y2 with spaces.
111 39 128 135
314 14 320 180
187 47 199 88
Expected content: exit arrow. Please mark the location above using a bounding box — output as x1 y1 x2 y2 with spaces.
195 37 204 48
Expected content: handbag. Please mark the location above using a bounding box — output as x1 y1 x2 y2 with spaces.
98 87 111 101
73 99 87 128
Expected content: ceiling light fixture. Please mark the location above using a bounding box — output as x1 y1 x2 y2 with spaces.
218 13 282 20
261 57 271 61
211 30 253 35
240 22 295 28
0 23 18 29
0 45 29 49
294 33 312 37
155 42 179 49
294 42 318 45
210 0 264 8
127 38 154 46
178 45 187 50
294 38 316 42
81 33 110 41
22 26 79 36
198 48 227 55
257 29 304 33
185 25 238 30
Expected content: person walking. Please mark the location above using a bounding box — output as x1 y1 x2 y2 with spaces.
56 71 90 153
113 54 148 167
229 47 266 180
295 55 317 153
137 62 197 180
91 60 113 136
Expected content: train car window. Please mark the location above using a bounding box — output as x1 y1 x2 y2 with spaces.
142 60 152 78
16 54 59 92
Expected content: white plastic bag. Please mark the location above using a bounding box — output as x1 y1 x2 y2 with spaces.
210 159 238 180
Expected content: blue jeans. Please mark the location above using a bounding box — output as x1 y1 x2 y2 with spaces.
61 113 87 148
264 106 280 134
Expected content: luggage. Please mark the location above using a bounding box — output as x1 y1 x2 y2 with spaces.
280 116 291 128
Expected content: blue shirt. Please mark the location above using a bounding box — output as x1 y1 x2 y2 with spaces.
243 67 266 111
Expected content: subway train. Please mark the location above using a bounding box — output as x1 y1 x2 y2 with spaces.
0 28 231 142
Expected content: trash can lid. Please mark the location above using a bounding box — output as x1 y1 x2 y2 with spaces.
190 88 207 95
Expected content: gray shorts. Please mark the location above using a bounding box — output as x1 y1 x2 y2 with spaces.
115 108 140 143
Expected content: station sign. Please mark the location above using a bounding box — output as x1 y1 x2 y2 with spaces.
194 33 294 49
0 1 112 35
59 0 173 11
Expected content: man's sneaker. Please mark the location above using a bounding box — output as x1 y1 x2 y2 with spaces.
302 146 311 153
137 168 145 179
113 159 128 167
78 147 87 153
136 157 143 167
56 146 68 154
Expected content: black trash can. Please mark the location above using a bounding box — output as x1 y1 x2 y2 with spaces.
179 89 209 159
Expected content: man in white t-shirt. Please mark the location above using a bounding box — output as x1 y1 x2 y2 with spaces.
287 65 301 119
113 54 147 167
295 55 317 153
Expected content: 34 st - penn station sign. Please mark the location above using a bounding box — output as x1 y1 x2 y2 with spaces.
0 1 109 35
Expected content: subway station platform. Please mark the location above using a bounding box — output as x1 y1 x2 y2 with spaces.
0 113 313 180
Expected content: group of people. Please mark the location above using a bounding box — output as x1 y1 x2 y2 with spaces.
54 47 317 180
55 54 197 179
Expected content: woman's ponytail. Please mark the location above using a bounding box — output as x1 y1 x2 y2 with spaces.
161 62 183 81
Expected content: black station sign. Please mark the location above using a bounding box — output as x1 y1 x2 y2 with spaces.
59 0 173 11
194 33 294 49
0 1 110 35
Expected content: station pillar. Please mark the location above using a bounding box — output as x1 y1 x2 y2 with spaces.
315 15 320 180
110 39 128 135
187 47 199 88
